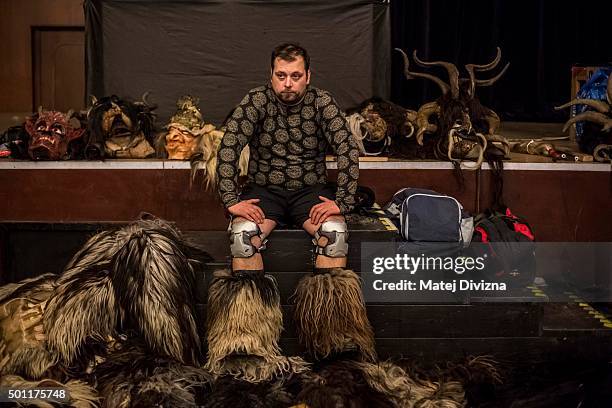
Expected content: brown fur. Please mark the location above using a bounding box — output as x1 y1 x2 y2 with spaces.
190 130 249 191
205 269 308 382
0 274 58 378
44 217 205 368
111 220 203 365
359 361 466 407
44 265 117 367
204 375 297 407
93 339 212 408
296 359 395 407
292 268 376 362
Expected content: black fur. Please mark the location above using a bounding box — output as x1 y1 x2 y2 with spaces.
86 95 157 159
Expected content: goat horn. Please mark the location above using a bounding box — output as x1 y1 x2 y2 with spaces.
470 47 503 71
394 48 450 95
415 101 440 145
562 111 612 133
142 91 151 106
466 47 503 96
555 99 610 114
413 50 460 99
472 63 510 88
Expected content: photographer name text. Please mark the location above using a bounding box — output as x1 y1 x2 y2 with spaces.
372 279 506 292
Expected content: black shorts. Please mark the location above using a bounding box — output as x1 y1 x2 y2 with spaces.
239 182 336 228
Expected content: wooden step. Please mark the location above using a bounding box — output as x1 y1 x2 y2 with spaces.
277 335 612 362
194 301 542 339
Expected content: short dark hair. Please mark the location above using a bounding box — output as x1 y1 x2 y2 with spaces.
271 43 310 72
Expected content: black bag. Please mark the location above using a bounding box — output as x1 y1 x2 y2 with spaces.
384 188 473 245
470 207 536 288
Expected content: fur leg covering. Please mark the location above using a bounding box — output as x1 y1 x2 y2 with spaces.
0 375 99 407
93 339 212 408
293 268 376 361
205 269 309 382
111 219 203 365
0 274 58 378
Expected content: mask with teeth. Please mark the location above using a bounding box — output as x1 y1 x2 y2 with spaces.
24 110 85 160
86 94 157 159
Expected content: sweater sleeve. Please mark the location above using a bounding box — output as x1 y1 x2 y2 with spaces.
318 92 360 214
216 92 259 209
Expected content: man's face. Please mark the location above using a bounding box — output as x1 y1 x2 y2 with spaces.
270 56 310 104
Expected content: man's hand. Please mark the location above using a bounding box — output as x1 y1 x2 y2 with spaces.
228 199 265 224
309 196 341 226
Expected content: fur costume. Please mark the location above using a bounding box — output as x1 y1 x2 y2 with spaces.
0 273 59 379
346 97 417 157
294 358 468 408
0 216 210 407
205 269 309 382
202 376 297 408
92 338 212 408
190 127 250 191
292 268 376 362
296 360 396 407
85 94 157 159
42 217 205 367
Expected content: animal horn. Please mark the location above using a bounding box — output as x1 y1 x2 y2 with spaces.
413 50 460 99
395 48 450 95
465 48 509 95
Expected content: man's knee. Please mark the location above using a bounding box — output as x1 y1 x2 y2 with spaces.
313 216 349 258
230 217 266 258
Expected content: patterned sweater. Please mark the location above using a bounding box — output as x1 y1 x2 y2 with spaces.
217 84 360 213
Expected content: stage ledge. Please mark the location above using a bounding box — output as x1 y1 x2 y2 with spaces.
0 159 609 172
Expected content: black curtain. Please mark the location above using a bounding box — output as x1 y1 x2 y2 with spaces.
390 0 612 122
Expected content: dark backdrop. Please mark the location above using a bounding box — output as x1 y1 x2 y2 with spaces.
86 0 390 126
391 0 612 122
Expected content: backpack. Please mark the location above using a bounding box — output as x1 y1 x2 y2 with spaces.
383 188 474 245
470 207 536 287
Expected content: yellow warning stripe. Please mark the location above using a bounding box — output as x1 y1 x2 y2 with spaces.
371 202 398 232
528 286 547 298
567 292 612 328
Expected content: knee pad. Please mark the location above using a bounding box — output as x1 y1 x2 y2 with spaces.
229 219 266 258
313 219 349 258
